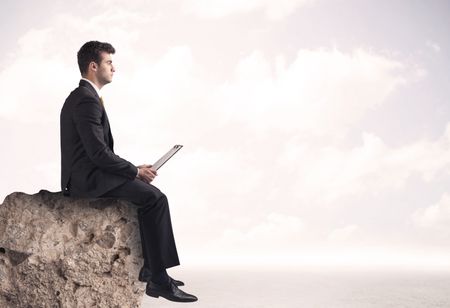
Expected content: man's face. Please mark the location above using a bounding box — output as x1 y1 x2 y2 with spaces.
95 52 115 86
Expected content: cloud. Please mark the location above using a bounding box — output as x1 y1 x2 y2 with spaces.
214 48 407 137
328 225 359 242
206 212 303 254
194 47 426 206
0 28 73 121
413 193 450 230
426 40 441 53
181 0 314 20
284 124 450 204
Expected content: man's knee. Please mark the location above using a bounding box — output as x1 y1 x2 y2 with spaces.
141 187 167 208
137 192 169 218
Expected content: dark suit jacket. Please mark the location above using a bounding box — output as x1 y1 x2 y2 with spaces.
60 80 137 197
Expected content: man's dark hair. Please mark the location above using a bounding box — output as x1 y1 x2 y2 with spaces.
77 41 115 75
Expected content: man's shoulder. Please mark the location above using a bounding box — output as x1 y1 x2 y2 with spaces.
71 84 97 99
64 85 99 106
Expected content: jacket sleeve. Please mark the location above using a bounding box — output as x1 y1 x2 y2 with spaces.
73 97 138 179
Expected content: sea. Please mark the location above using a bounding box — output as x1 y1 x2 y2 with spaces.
141 268 450 308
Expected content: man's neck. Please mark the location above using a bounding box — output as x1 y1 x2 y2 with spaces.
81 77 102 97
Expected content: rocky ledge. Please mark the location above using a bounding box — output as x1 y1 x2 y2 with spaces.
0 190 145 308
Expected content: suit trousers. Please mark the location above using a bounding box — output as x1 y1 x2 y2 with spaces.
101 179 180 273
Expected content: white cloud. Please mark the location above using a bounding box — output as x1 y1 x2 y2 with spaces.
328 224 359 242
181 0 314 20
214 48 406 137
286 124 450 204
426 40 441 53
207 212 303 254
413 193 450 230
0 27 73 120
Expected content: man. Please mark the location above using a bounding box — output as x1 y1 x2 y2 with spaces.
60 41 197 303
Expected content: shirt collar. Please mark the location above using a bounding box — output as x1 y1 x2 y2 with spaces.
81 78 102 97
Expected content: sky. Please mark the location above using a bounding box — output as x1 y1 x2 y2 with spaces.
1 0 450 270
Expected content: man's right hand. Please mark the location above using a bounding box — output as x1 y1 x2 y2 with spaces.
137 164 158 184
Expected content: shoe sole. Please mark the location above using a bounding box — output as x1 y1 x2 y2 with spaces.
146 290 197 302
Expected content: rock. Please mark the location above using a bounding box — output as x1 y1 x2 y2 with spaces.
0 190 145 308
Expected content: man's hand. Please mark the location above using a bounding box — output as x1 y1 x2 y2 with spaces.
137 164 158 184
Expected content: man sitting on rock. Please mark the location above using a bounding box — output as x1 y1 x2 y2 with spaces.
60 40 197 303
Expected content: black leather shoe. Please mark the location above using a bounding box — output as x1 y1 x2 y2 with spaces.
146 280 198 302
139 267 184 286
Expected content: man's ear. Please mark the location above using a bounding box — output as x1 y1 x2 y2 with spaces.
89 61 98 72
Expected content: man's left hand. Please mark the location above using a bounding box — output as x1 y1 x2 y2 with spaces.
137 164 158 184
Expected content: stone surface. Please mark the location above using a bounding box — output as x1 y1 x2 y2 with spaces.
0 190 146 308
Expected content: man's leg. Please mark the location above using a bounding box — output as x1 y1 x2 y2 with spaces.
101 179 180 274
101 179 197 302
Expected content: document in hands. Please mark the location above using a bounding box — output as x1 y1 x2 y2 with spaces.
152 145 183 170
